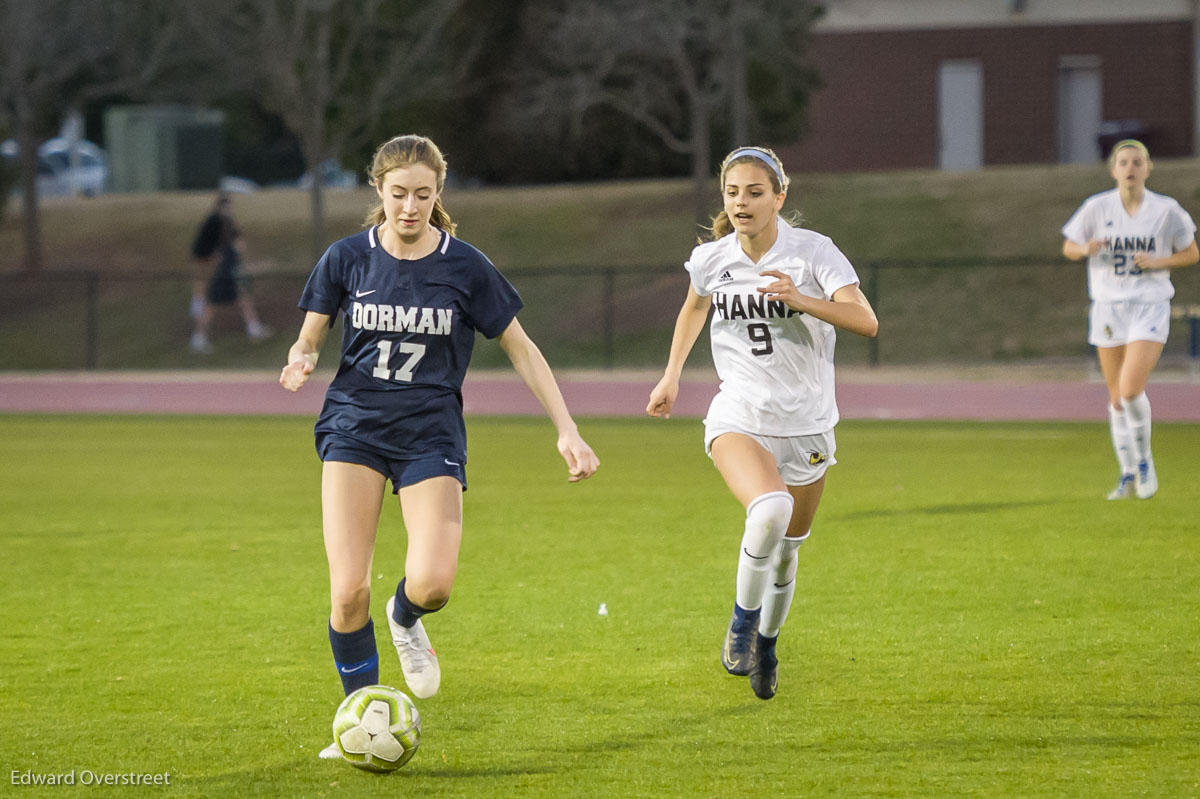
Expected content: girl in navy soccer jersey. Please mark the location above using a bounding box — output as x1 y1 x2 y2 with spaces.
647 147 878 700
1062 139 1198 500
279 135 599 758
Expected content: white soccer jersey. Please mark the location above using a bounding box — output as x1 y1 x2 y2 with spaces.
686 220 860 436
1062 188 1196 302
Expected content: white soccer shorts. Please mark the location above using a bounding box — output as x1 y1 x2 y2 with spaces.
1089 300 1171 347
704 424 837 487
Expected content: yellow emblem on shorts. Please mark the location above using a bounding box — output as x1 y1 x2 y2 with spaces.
1104 325 1113 338
808 452 827 465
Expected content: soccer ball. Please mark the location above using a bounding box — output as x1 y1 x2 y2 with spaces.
332 685 421 772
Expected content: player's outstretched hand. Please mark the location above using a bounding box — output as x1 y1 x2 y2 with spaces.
557 430 599 483
280 358 315 392
646 375 679 419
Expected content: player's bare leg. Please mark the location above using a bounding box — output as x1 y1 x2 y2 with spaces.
320 461 386 757
323 462 385 631
711 434 792 677
1097 346 1136 498
1119 340 1164 498
387 476 463 698
190 304 215 354
238 295 272 340
748 477 824 699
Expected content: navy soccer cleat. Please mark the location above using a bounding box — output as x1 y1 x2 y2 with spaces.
749 633 778 700
721 605 759 676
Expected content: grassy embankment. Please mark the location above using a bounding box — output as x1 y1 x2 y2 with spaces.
2 160 1200 369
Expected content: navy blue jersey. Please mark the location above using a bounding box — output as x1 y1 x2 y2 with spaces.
299 226 523 460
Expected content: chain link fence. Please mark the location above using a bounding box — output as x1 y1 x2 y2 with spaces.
2 258 1198 370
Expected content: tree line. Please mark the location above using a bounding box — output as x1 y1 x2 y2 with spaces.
0 0 821 271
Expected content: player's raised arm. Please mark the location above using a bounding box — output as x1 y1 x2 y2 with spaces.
1132 240 1199 272
1062 237 1102 261
756 272 878 338
497 317 599 482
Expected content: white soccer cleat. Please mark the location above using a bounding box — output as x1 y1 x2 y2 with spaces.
318 741 342 760
189 332 212 354
246 321 273 341
386 596 440 699
1135 459 1158 499
1106 474 1135 500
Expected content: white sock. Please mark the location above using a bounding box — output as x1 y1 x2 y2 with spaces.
1108 404 1136 475
759 533 806 638
1122 393 1153 464
735 491 794 611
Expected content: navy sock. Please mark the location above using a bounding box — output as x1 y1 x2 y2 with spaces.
733 603 760 627
391 578 445 628
329 619 379 696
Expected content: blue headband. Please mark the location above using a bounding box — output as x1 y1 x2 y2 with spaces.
727 148 784 187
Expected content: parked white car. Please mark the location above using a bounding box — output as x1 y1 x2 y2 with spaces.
297 158 359 190
1 137 109 197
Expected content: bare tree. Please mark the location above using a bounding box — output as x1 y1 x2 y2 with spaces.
731 1 822 148
513 0 819 228
186 0 466 260
0 0 180 272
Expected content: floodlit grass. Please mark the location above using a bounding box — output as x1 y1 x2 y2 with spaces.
1 415 1198 797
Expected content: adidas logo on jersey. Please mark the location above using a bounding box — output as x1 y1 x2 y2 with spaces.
718 270 734 283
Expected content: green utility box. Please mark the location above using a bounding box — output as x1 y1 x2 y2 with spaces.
104 106 225 192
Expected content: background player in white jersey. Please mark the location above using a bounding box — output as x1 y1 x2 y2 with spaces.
279 135 599 757
647 146 878 699
1062 139 1197 500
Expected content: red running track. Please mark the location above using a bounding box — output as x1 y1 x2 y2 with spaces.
1 370 1198 422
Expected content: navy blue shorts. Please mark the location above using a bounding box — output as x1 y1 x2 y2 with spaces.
316 433 467 493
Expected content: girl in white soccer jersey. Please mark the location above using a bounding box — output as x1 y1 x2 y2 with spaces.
1062 139 1198 500
647 146 878 700
279 135 599 757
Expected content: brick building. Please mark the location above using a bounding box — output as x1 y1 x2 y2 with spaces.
782 0 1200 171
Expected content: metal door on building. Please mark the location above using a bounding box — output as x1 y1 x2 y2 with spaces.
938 60 984 170
1057 56 1103 164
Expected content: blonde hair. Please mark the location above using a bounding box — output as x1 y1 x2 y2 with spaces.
705 146 799 242
1107 138 1151 170
364 134 457 234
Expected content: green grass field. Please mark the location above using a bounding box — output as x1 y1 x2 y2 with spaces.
2 415 1198 797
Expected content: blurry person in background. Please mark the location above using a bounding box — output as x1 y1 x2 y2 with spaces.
1062 139 1198 500
190 191 272 353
